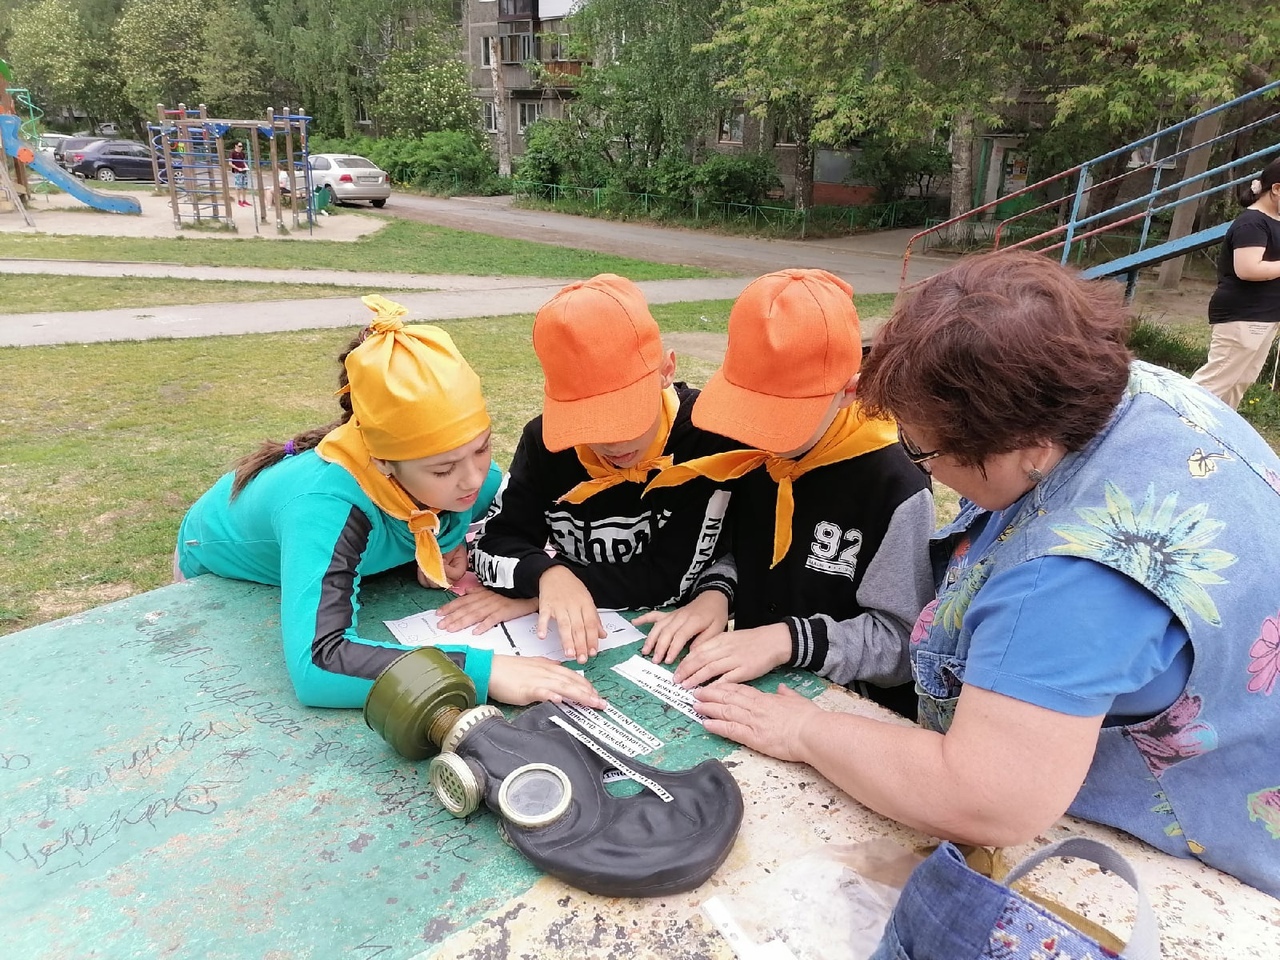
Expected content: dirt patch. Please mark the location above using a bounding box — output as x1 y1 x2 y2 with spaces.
1131 276 1215 330
4 189 387 242
34 582 137 623
665 332 728 366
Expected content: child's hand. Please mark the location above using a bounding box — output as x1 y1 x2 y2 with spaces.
672 622 791 688
635 591 729 664
442 543 469 583
437 586 538 634
537 566 606 664
488 655 605 708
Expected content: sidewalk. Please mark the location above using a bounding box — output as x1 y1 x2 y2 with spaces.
0 274 758 347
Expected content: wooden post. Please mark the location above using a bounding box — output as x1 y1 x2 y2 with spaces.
248 122 266 231
205 106 232 225
157 104 180 229
267 108 284 232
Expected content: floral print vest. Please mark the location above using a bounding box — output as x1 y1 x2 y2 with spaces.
911 362 1280 898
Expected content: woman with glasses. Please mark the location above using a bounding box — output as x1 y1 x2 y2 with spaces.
693 250 1280 899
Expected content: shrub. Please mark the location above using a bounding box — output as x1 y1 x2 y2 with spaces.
692 152 780 205
308 132 497 193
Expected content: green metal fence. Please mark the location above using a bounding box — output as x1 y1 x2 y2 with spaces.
511 180 945 237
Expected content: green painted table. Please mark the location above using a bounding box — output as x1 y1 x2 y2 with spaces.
2 571 1275 959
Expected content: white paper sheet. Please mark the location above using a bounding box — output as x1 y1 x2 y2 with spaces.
383 608 645 661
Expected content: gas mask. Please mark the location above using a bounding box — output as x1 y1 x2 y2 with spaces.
365 648 744 898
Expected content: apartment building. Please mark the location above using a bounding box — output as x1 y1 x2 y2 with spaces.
463 0 579 159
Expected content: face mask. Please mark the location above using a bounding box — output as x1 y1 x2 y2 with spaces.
365 648 745 898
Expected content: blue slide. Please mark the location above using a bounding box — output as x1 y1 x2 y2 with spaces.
0 114 141 215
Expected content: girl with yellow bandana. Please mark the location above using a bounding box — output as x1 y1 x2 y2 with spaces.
175 296 602 711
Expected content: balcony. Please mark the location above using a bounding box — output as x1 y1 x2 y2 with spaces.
498 0 534 21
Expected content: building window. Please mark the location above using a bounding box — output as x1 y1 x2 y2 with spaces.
499 20 534 63
482 101 498 133
498 0 534 16
481 36 492 67
517 101 544 133
772 119 798 146
540 18 571 61
718 107 745 144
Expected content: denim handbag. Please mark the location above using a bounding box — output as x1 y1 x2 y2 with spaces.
871 837 1160 960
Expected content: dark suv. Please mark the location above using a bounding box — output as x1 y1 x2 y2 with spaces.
53 136 105 170
70 140 162 182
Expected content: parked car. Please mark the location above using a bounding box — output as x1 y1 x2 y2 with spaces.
70 140 162 182
308 154 391 207
36 133 72 159
54 136 105 169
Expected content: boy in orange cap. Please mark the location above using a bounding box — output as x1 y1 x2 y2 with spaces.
438 274 737 662
641 269 934 715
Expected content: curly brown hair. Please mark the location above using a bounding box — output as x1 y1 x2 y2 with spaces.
859 251 1132 467
229 329 367 497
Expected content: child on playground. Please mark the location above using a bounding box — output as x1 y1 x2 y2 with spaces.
438 274 737 663
640 269 935 716
229 141 249 207
175 295 603 711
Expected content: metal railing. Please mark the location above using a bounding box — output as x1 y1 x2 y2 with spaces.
901 78 1280 288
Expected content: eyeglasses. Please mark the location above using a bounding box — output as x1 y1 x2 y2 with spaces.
898 424 943 466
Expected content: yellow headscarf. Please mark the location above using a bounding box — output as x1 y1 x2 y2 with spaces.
559 387 678 504
317 295 491 587
645 403 897 567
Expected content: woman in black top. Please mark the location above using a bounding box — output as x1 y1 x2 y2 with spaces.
1190 157 1280 407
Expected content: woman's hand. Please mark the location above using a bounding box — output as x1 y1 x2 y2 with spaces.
437 586 538 634
488 655 605 708
695 682 821 763
538 566 606 664
673 623 791 687
635 591 729 664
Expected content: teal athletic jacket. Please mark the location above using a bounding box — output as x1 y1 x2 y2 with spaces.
176 449 502 708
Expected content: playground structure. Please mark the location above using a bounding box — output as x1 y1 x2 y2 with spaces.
152 103 320 234
0 57 322 231
0 57 140 220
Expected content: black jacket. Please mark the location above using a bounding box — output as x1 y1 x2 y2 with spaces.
695 442 934 686
474 384 737 609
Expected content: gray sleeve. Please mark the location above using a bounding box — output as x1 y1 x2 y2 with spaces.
692 552 737 610
788 487 935 687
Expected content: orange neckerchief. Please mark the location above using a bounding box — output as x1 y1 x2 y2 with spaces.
558 387 679 504
645 403 898 566
316 419 448 587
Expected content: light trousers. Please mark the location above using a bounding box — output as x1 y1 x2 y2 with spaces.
1190 320 1279 409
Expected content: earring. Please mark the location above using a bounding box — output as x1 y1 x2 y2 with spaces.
1027 467 1045 484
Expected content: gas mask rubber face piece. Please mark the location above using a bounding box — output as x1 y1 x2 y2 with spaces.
433 701 745 899
365 648 745 899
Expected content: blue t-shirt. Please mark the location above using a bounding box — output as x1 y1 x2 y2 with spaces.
958 505 1192 722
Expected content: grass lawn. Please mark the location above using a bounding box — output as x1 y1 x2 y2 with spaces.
0 218 712 281
0 275 418 314
3 301 1275 636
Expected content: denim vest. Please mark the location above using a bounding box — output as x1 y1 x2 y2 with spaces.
911 362 1280 898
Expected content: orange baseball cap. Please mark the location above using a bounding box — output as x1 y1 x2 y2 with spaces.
534 274 664 452
693 269 861 452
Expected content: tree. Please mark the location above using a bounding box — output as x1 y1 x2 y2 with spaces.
566 0 728 163
707 0 1278 217
6 0 97 116
114 0 208 115
193 1 276 117
375 48 477 138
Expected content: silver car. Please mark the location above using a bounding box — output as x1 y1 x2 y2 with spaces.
307 154 391 207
